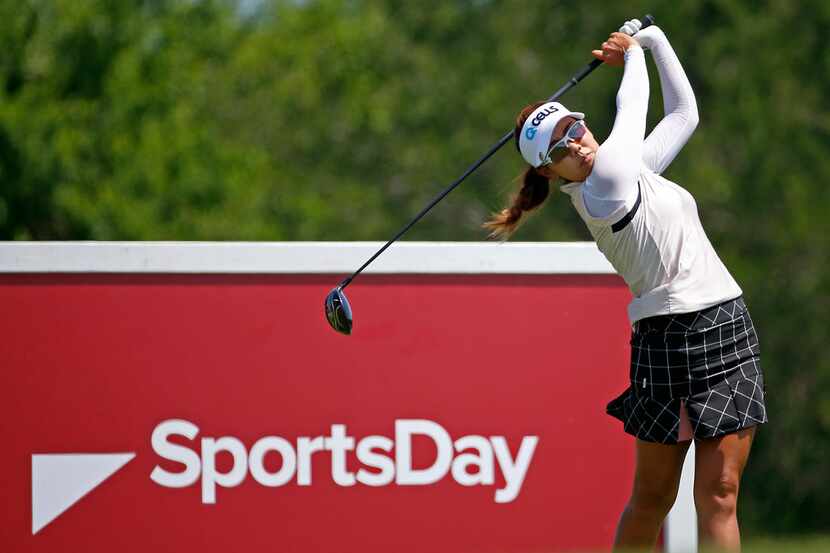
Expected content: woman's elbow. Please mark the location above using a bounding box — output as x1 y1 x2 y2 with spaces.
678 102 699 134
687 105 700 131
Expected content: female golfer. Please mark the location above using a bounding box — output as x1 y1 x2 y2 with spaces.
484 21 768 552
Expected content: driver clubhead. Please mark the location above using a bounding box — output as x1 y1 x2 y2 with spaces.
324 286 353 335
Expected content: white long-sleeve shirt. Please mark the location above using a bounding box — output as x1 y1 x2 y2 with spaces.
560 28 742 324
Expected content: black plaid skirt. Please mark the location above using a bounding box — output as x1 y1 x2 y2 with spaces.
607 296 768 444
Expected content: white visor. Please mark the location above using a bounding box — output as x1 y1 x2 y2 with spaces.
518 102 585 168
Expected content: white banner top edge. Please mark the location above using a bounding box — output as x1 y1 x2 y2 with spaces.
0 242 616 274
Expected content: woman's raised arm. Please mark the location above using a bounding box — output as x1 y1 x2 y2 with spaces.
585 33 649 208
636 26 699 175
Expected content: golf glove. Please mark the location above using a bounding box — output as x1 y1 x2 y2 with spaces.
619 19 642 36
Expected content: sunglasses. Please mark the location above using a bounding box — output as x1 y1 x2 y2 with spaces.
541 119 587 166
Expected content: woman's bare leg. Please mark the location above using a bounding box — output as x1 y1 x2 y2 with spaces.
693 427 756 552
614 438 691 551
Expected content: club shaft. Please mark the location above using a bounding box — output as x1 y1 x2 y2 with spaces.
340 15 654 290
340 129 513 288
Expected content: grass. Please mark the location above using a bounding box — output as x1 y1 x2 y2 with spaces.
727 535 830 553
568 535 830 553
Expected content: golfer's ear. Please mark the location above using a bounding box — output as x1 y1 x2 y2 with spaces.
535 165 557 180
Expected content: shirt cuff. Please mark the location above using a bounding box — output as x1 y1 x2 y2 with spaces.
624 44 644 61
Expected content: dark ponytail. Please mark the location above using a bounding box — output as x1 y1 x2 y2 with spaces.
482 100 553 240
482 165 550 240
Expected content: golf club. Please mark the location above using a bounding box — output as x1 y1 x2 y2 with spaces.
325 14 655 335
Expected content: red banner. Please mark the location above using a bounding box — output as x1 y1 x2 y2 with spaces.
1 273 633 552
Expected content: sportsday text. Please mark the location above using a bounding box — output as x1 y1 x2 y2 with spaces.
151 419 539 504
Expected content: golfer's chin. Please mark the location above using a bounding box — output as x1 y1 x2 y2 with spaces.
554 156 594 182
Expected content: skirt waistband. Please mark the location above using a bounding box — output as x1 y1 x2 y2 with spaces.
633 296 746 335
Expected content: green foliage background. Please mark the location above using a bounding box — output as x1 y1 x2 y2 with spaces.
1 0 827 535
